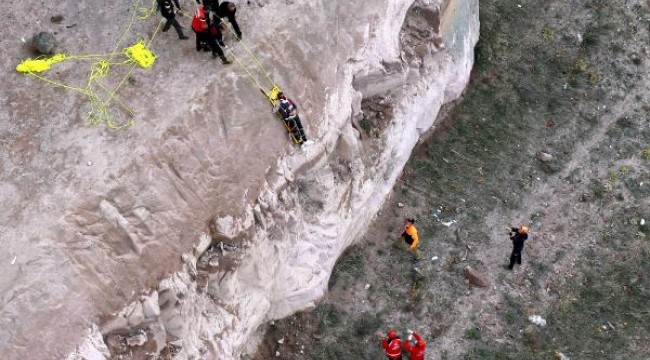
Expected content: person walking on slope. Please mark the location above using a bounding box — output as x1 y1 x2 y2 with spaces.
381 330 403 360
401 218 421 258
273 92 314 150
403 330 426 360
216 1 243 40
158 0 190 40
507 225 528 270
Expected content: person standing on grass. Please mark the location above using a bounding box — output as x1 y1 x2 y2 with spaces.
402 330 426 360
401 218 421 258
381 330 403 360
507 225 528 270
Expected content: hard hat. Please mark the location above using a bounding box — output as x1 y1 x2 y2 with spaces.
519 226 529 234
388 330 396 339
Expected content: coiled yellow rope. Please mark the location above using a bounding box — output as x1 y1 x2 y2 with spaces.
123 41 156 69
16 54 67 73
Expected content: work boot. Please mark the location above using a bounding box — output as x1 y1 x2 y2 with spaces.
218 40 227 48
220 55 232 64
179 34 190 40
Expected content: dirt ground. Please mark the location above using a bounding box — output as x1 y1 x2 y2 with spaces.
253 0 650 359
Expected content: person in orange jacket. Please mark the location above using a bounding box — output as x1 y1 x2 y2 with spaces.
401 218 420 258
381 330 403 360
403 330 426 360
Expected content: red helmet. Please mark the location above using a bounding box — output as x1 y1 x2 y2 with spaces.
388 330 396 339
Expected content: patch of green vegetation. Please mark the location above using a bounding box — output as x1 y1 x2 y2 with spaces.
359 116 373 135
465 327 482 340
642 147 650 160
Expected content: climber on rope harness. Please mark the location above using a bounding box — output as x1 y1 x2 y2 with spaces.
272 91 314 150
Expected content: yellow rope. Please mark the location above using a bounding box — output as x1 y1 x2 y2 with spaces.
16 54 67 73
14 0 162 130
137 0 158 20
123 41 156 69
222 20 277 90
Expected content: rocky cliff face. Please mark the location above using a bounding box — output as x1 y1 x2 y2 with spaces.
0 0 478 358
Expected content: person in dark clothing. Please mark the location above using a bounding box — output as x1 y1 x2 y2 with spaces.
159 0 190 39
272 92 314 149
216 1 242 40
507 226 529 270
196 0 227 46
192 4 231 63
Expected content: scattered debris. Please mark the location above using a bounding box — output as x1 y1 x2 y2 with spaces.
50 15 64 23
537 151 553 162
433 208 443 221
528 315 547 327
464 266 488 287
364 283 371 290
277 338 285 344
105 334 128 355
555 351 570 360
431 256 438 261
11 256 16 265
397 202 405 208
126 333 147 347
441 220 457 227
275 351 281 357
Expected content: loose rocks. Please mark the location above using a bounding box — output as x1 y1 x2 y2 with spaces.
32 32 56 55
464 266 488 287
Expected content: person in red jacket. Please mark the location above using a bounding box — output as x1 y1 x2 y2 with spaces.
403 330 426 360
381 330 403 359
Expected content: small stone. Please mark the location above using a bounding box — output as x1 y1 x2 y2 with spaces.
127 333 147 347
275 351 281 357
142 292 160 319
364 283 371 290
165 315 184 337
158 289 178 311
537 152 553 162
127 302 145 327
464 266 488 287
150 322 167 353
528 315 547 327
277 338 285 344
397 202 404 208
555 351 570 360
32 32 57 55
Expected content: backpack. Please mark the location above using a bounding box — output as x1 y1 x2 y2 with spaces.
192 5 208 33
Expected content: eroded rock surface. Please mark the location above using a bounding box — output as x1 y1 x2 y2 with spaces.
0 0 478 358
